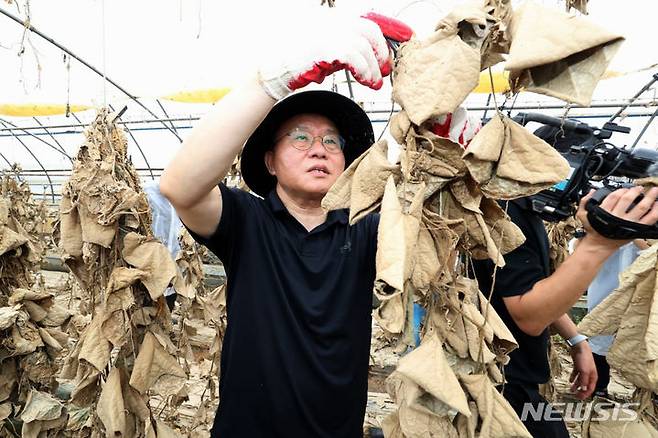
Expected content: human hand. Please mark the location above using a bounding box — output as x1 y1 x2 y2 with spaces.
569 341 598 400
425 106 481 147
576 186 658 252
633 238 651 250
258 10 413 101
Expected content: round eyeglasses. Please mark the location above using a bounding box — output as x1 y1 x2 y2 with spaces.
276 129 345 154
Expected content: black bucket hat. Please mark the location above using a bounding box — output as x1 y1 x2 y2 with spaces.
241 90 375 198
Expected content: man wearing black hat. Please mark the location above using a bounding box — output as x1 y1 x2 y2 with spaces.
160 11 412 438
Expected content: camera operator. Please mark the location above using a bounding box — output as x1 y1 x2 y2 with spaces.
471 156 658 436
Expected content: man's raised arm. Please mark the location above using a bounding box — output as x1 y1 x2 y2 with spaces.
159 78 275 238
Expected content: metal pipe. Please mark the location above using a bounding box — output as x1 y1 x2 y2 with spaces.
108 104 154 180
608 73 658 123
0 117 74 161
0 126 193 138
1 100 657 134
3 111 658 139
631 105 658 149
2 111 658 143
0 120 55 202
31 117 73 162
0 119 196 132
123 128 155 179
367 100 658 114
0 151 17 170
368 111 658 123
344 71 355 101
155 99 181 138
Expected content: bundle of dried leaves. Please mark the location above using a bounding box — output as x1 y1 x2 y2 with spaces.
166 230 226 433
578 243 658 434
56 110 187 437
319 0 619 435
0 171 71 437
393 0 622 118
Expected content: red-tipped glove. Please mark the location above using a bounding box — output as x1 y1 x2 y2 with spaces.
361 12 414 44
428 107 481 147
258 10 413 101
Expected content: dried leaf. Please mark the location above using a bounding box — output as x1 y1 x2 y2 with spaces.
129 331 186 395
0 402 11 421
463 114 570 199
579 245 658 391
19 389 63 423
393 5 491 123
506 2 623 105
0 225 28 256
375 176 424 297
0 306 19 330
122 232 178 300
396 334 471 416
0 359 16 402
78 313 111 372
97 367 126 436
59 193 83 257
460 374 532 437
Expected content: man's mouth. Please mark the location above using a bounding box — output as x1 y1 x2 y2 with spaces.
308 166 330 175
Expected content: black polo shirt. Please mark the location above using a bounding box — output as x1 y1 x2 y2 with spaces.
186 183 379 438
471 198 551 385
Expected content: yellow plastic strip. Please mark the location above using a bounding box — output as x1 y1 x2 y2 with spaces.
0 104 92 117
472 67 651 94
473 71 511 94
161 87 231 103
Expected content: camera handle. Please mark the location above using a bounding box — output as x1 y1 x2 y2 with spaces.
586 187 658 239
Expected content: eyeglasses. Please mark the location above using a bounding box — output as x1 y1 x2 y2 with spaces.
276 129 345 154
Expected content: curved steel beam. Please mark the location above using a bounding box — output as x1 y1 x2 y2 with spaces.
0 120 55 202
155 99 180 138
32 116 73 162
0 117 73 162
70 112 83 124
108 105 154 180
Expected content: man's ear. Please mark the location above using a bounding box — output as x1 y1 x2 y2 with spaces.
264 150 276 176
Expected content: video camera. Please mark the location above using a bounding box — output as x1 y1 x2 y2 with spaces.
513 112 658 239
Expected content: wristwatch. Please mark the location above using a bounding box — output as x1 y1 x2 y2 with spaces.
566 334 588 348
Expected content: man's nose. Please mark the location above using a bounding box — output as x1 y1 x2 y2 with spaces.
308 137 328 157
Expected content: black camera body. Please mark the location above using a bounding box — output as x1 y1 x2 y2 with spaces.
513 112 658 238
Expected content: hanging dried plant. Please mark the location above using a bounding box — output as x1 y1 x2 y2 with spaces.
0 170 70 436
56 109 187 436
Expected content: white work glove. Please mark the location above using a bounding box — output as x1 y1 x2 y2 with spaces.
427 106 481 147
258 10 412 101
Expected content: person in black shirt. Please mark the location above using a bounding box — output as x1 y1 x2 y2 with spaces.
160 12 412 438
472 180 658 435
